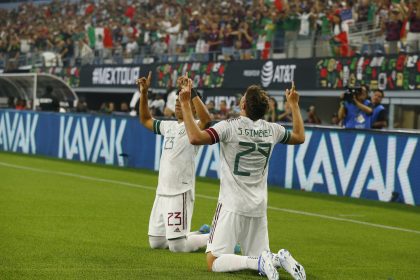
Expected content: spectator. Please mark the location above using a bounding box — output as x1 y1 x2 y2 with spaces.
331 113 340 126
330 10 351 57
298 7 313 38
108 102 115 114
58 38 74 67
383 5 405 55
238 22 253 60
6 36 20 70
150 94 165 116
77 39 94 65
405 1 420 53
20 33 32 56
99 102 110 114
259 11 278 59
305 105 321 124
220 23 238 60
265 97 281 122
95 33 104 59
195 32 209 60
314 2 333 57
207 22 221 60
0 39 7 60
125 36 139 58
229 94 242 118
39 85 59 112
114 101 130 115
370 89 387 129
356 0 370 23
103 23 113 58
338 85 373 129
187 11 201 53
15 99 27 110
206 100 219 119
216 100 229 120
176 29 188 54
76 101 88 113
278 101 293 122
152 36 168 57
165 18 181 55
283 3 300 58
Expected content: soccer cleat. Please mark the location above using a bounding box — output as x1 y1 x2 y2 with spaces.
199 224 210 234
275 249 306 280
258 250 279 280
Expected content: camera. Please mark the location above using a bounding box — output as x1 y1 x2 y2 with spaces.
343 87 361 103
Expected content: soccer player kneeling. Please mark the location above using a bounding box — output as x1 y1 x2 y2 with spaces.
179 76 306 280
136 72 212 253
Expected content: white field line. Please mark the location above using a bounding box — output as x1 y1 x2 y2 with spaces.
338 214 366 217
1 161 420 235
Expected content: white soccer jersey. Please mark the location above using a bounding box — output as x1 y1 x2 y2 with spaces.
153 119 200 196
206 116 290 217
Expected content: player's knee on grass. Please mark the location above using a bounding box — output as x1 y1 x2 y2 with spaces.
207 252 217 271
149 236 168 249
168 238 187 252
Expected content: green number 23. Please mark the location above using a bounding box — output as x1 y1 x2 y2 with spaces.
234 142 272 176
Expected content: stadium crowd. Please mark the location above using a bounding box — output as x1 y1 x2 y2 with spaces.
0 0 419 69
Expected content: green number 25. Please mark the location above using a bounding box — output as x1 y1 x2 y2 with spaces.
234 142 272 176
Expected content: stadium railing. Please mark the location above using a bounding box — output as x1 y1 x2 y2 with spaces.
1 39 419 70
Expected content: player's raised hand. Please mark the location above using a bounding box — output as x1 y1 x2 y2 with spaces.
179 75 192 103
285 81 300 105
136 71 152 94
177 74 188 90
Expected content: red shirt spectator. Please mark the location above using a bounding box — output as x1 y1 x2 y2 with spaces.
85 3 94 16
125 5 135 20
103 27 113 48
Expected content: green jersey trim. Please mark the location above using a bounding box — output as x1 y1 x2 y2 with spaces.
280 129 291 144
153 120 162 135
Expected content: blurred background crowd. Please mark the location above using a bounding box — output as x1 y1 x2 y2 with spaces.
0 0 419 69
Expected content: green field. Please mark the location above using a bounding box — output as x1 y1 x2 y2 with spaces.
1 152 420 280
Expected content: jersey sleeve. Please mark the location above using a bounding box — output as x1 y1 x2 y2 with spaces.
272 123 291 144
205 120 232 144
152 119 167 135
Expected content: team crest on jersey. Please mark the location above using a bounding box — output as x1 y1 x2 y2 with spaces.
178 129 185 135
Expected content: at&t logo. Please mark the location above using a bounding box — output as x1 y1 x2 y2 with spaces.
260 61 297 88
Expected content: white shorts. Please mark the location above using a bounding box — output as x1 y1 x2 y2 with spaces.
206 203 269 257
148 191 194 240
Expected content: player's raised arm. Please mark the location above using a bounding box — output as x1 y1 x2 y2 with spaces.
177 75 212 130
136 71 154 131
179 76 213 145
191 89 211 130
285 82 305 145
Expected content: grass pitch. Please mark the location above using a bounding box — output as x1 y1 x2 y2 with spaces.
0 152 420 280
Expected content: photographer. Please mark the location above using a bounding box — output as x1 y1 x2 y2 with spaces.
371 89 387 129
338 85 373 129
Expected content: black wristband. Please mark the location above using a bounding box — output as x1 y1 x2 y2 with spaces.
191 88 198 99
